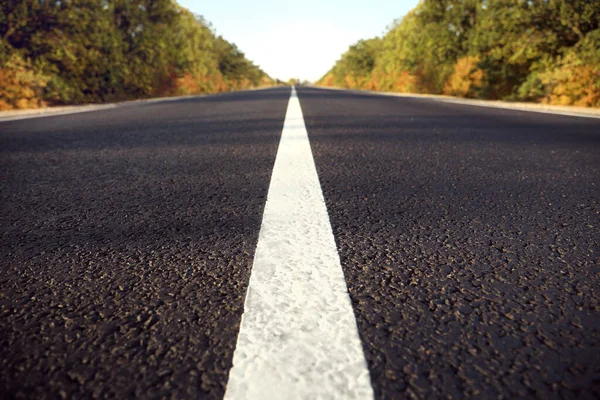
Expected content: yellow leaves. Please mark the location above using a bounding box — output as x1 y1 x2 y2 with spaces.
320 51 598 109
174 73 200 95
344 75 358 88
317 2 600 108
170 71 261 96
443 56 485 98
393 71 418 93
540 63 600 107
318 73 335 87
0 53 49 110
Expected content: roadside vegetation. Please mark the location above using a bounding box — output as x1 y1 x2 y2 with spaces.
318 0 600 107
0 0 275 110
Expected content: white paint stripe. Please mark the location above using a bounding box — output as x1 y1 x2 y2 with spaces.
224 87 374 400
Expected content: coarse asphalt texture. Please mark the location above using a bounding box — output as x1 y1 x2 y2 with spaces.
1 87 289 399
1 85 599 399
297 86 600 399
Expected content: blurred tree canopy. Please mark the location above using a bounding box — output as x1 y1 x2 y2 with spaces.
0 0 273 110
319 0 599 107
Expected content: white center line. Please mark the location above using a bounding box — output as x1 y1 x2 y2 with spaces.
224 87 374 400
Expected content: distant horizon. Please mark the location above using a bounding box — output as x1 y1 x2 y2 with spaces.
175 0 419 82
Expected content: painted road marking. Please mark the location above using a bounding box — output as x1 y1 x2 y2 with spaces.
224 87 374 400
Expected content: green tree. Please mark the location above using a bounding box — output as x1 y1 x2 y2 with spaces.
0 0 272 110
319 0 599 107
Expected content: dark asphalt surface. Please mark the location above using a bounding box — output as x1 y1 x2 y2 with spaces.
0 87 290 399
298 87 600 399
1 86 599 399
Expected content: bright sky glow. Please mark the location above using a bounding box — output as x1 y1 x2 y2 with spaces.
175 0 420 82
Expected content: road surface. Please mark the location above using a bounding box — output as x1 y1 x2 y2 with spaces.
1 86 599 399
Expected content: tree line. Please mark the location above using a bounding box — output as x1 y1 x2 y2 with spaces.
0 0 275 110
318 0 599 107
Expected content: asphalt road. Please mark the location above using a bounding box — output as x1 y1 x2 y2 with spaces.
0 88 289 399
1 86 599 399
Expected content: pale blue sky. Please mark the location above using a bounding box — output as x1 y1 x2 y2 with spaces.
176 0 420 82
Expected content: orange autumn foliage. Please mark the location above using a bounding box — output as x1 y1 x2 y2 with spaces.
393 71 418 93
319 73 335 87
443 56 485 98
541 64 600 107
0 54 48 110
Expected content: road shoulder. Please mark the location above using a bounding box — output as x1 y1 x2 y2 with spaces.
309 85 600 119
